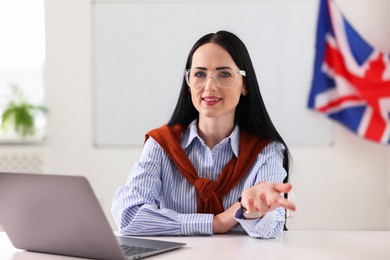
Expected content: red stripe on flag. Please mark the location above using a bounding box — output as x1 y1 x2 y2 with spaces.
318 95 362 112
364 53 385 80
364 107 386 141
324 42 390 142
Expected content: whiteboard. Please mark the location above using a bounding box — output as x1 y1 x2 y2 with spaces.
92 0 332 146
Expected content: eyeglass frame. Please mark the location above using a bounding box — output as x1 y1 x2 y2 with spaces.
183 68 246 89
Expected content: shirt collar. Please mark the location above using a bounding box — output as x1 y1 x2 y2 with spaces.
182 119 240 157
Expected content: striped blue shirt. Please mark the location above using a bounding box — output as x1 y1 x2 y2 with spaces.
112 119 287 238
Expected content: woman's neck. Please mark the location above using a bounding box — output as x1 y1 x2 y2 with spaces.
197 117 235 149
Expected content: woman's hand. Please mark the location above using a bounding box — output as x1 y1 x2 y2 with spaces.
212 182 296 234
212 202 240 234
240 182 296 219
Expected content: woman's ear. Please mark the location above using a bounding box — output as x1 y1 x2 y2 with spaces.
242 86 248 96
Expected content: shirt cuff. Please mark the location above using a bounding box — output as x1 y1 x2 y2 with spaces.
234 208 279 238
181 213 213 236
234 208 261 225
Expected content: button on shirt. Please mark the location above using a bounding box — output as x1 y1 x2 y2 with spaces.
111 119 287 238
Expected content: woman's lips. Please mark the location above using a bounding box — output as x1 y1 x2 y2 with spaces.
202 96 222 106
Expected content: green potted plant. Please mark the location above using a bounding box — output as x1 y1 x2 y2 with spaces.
0 84 48 139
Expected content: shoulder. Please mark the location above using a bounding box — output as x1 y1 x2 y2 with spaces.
260 141 285 160
143 136 163 153
145 124 187 143
145 124 169 142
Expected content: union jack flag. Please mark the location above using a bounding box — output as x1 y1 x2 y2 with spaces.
308 0 390 144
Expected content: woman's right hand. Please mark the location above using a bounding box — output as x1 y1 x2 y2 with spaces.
212 202 240 234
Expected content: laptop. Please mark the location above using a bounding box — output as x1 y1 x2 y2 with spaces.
0 172 186 260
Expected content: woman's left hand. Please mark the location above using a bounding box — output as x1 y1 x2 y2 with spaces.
240 182 296 219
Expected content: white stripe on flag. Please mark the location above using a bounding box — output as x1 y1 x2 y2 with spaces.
357 106 373 137
379 98 390 143
328 0 369 77
315 63 362 110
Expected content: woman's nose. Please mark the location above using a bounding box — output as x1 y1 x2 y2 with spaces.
204 74 218 91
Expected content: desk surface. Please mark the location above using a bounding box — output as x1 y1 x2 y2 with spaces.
1 231 390 260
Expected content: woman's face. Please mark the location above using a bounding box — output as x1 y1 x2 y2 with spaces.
188 43 247 123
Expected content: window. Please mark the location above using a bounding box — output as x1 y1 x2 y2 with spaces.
0 0 46 141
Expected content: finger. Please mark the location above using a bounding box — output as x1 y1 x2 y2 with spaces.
252 193 267 212
243 198 255 213
275 197 296 211
259 193 268 205
274 183 292 193
246 197 264 214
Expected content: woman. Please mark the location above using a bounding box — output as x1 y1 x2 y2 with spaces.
112 31 296 238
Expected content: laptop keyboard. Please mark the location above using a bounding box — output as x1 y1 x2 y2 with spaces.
120 244 157 256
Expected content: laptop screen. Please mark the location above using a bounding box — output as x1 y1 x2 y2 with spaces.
0 172 185 260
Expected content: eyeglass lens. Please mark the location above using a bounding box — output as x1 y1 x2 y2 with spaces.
186 69 240 88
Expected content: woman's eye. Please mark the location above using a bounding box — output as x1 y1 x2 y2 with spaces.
194 71 207 78
219 71 232 78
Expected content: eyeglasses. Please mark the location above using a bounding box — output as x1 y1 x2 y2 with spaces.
184 68 246 89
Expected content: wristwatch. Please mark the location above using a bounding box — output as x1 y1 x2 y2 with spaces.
238 197 249 214
238 197 264 219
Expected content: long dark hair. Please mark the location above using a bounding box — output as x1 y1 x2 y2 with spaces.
168 31 291 180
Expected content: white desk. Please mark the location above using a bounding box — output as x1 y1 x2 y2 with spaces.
1 231 390 260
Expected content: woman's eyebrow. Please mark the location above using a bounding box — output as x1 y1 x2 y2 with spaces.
216 66 232 70
193 66 233 70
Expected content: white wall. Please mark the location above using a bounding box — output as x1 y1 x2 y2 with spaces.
19 0 389 231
